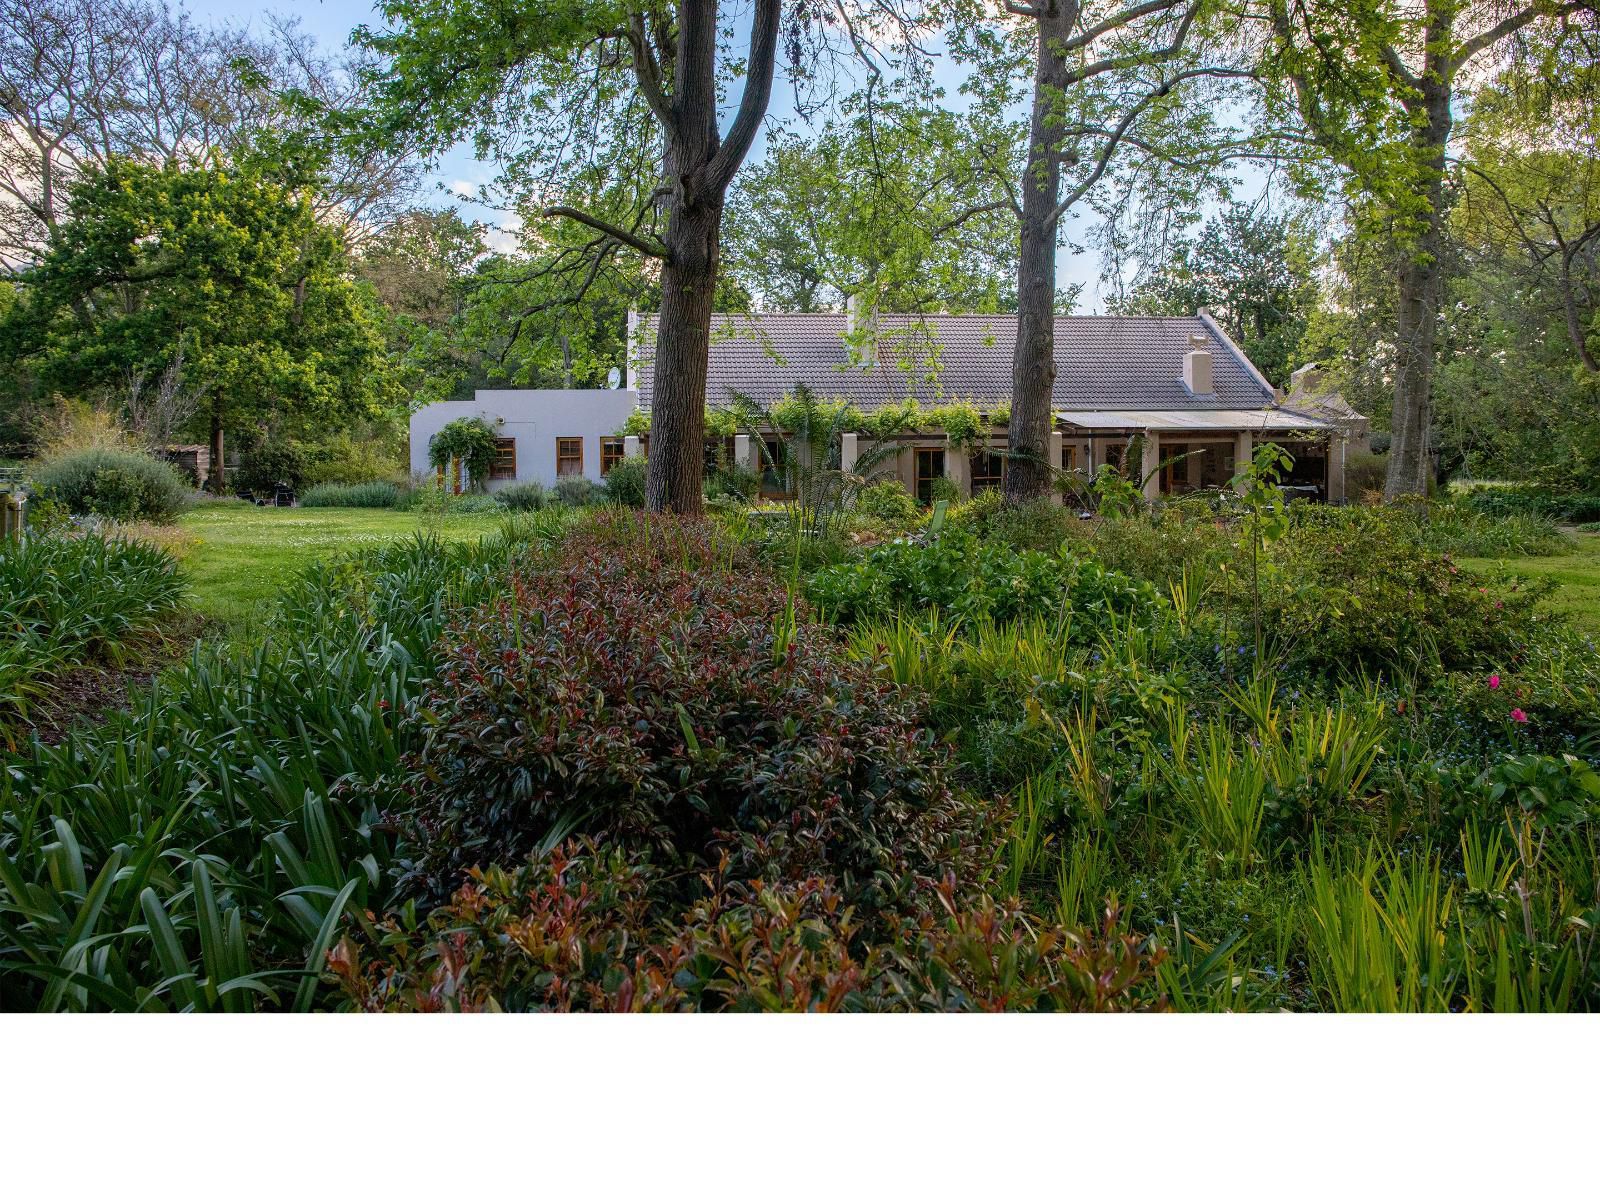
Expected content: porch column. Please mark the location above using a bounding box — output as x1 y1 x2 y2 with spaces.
840 432 859 476
1234 431 1253 494
1048 430 1064 505
1327 434 1346 504
734 434 760 473
623 434 643 459
1141 432 1162 502
945 436 971 498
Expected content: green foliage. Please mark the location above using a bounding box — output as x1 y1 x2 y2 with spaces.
32 448 190 522
856 480 921 524
426 417 498 489
1120 202 1319 388
0 156 400 450
602 458 647 508
722 104 1017 314
236 442 308 495
0 531 185 737
299 482 400 509
1261 509 1545 677
807 530 1162 628
552 477 602 507
0 523 569 1010
492 481 547 511
377 513 983 920
299 431 406 487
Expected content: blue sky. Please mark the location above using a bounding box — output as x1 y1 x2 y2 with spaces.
182 0 1121 305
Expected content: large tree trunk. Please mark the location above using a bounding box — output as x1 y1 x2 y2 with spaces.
645 201 721 514
1007 6 1075 505
641 0 778 515
1384 11 1454 500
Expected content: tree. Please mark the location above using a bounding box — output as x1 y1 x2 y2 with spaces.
1262 0 1598 498
358 1 932 514
1119 200 1320 387
958 1 1258 504
0 154 399 486
0 0 415 268
722 103 1020 314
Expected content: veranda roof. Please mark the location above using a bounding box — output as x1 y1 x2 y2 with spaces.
1055 408 1333 433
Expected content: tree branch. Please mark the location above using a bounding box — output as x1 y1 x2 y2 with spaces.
541 205 669 259
1457 2 1583 65
1059 0 1187 54
706 0 782 193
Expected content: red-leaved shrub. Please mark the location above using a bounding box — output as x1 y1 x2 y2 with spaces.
385 512 984 919
332 839 1167 1013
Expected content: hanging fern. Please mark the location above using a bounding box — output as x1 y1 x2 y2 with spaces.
428 417 499 489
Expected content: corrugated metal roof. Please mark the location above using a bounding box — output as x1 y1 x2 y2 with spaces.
1058 408 1332 432
631 312 1278 413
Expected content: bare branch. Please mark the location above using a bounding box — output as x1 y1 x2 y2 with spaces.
541 204 669 259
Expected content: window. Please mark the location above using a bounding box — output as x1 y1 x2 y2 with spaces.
970 448 1006 494
1061 443 1078 472
759 437 789 496
705 435 737 474
914 447 946 506
600 437 625 476
490 438 517 480
556 437 583 477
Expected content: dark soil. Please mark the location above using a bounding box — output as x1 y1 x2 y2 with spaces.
24 612 211 745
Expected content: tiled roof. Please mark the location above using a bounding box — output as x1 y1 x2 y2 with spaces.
631 312 1277 412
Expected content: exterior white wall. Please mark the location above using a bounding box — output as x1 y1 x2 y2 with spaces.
409 389 639 490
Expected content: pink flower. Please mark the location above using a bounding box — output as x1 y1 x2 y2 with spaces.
1488 674 1501 690
1511 708 1528 724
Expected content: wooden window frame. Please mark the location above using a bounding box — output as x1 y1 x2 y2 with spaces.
555 437 584 478
914 447 946 506
600 437 625 476
969 448 1005 494
490 437 518 481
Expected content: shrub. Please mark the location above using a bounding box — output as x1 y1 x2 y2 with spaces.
1087 511 1232 592
603 457 647 508
382 511 980 916
493 481 547 511
927 475 962 505
452 493 502 514
1416 503 1568 558
1259 511 1544 676
300 481 400 508
855 480 920 524
947 492 1081 553
1345 451 1388 500
552 477 602 507
806 530 1162 629
32 447 190 522
300 432 405 486
427 417 498 490
332 846 1165 1013
236 441 307 494
1456 486 1600 525
705 462 760 502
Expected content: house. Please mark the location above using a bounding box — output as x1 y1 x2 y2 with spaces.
408 387 640 492
408 310 1349 502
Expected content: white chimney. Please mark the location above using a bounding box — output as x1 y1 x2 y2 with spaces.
1289 362 1321 396
1183 333 1212 395
625 310 639 390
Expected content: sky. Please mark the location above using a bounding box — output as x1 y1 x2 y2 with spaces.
180 0 1136 309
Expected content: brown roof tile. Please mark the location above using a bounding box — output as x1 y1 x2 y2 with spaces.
631 312 1276 412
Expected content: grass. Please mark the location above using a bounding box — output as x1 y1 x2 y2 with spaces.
177 500 512 624
1463 530 1600 632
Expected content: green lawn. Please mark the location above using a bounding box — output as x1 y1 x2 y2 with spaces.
1463 530 1600 632
178 501 508 624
